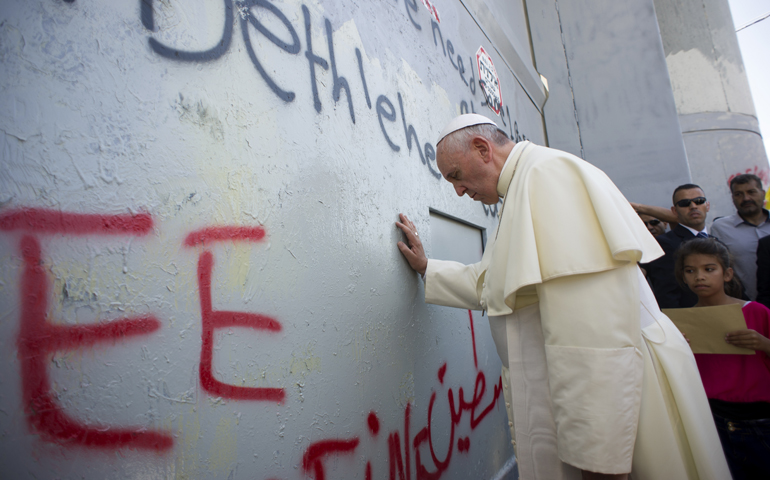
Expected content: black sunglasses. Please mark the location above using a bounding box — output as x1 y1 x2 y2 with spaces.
675 196 707 208
644 219 661 226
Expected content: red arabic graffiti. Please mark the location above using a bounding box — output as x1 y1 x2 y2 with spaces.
0 208 173 452
298 310 503 480
303 438 361 480
389 404 411 480
468 310 478 369
413 311 502 479
368 411 381 435
727 166 770 187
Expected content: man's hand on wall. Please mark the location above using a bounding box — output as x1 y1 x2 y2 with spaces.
396 213 428 276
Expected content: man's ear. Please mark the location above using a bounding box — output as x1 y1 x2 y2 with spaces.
705 201 711 213
471 136 490 162
670 205 677 217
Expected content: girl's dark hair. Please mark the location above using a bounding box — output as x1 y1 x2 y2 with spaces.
674 237 743 298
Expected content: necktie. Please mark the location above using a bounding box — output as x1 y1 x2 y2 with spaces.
696 231 708 239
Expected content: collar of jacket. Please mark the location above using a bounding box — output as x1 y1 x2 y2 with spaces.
497 141 530 199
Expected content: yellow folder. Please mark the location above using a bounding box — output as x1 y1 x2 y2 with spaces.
662 304 752 355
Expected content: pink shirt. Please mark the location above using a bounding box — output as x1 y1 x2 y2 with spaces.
694 301 770 403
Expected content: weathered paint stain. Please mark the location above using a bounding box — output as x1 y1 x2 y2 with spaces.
207 415 238 474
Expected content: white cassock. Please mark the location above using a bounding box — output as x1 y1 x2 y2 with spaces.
424 142 730 479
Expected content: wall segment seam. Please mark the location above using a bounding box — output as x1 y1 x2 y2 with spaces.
553 0 584 159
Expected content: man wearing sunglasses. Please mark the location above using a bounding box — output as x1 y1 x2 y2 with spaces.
643 184 711 308
710 174 770 301
638 214 667 237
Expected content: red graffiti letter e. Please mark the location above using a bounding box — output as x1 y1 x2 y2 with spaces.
186 226 284 402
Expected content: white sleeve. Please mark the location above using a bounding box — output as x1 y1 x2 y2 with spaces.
423 259 483 310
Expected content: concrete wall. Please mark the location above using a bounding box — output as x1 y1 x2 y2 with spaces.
526 0 693 207
654 0 769 218
0 0 544 478
5 0 763 478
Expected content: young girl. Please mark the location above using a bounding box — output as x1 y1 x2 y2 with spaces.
675 238 770 480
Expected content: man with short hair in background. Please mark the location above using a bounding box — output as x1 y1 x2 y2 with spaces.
642 184 711 308
710 174 770 300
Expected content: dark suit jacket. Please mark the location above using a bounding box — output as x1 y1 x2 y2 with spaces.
756 235 770 309
642 224 698 308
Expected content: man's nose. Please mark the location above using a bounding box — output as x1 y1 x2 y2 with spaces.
454 185 466 196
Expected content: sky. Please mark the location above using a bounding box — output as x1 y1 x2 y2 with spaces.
728 0 770 161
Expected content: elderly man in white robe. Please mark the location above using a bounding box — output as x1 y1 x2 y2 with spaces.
395 114 729 480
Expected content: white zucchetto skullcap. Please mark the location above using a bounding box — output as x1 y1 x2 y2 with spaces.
437 114 498 145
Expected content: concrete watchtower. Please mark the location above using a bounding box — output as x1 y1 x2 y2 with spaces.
653 0 769 217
